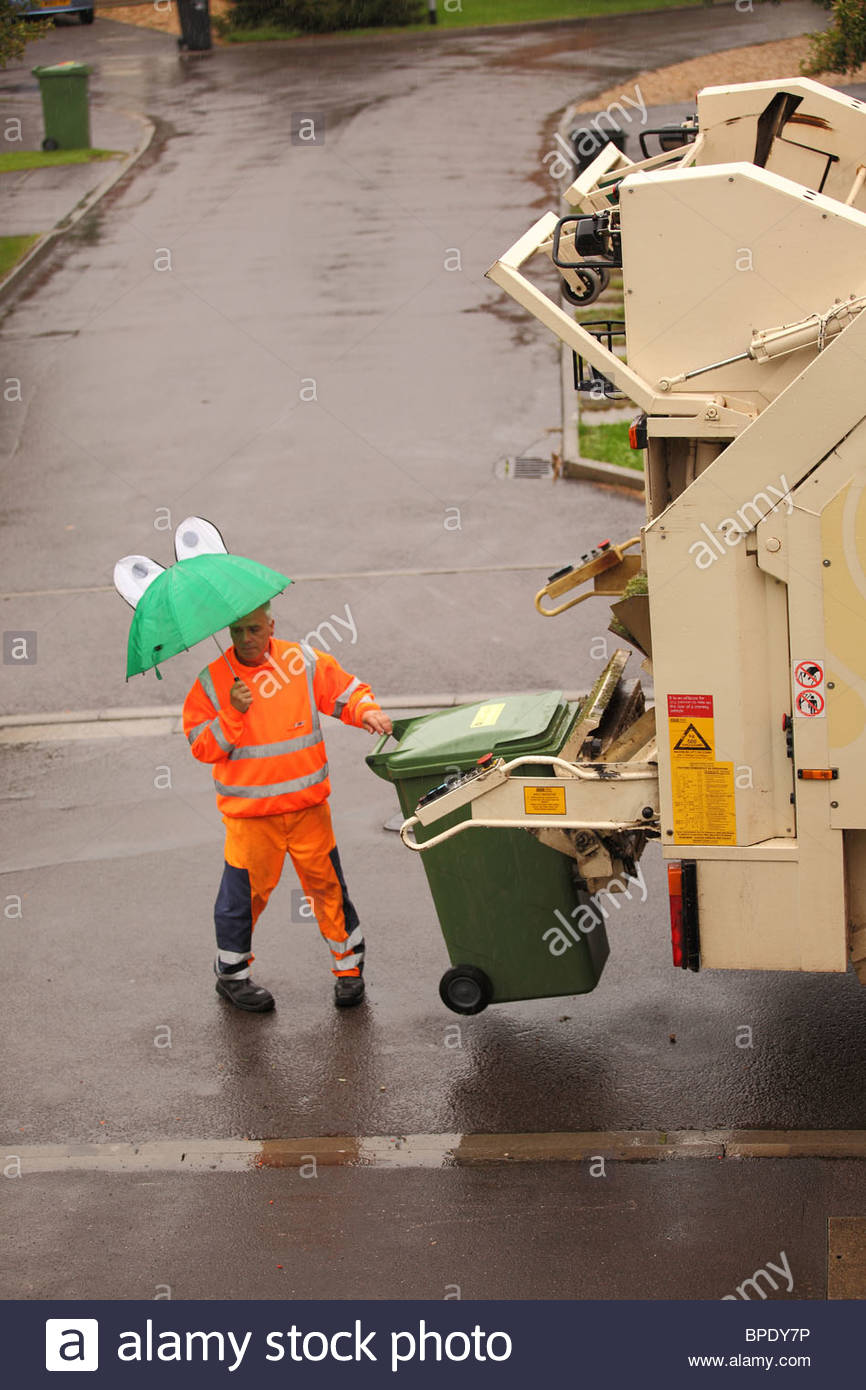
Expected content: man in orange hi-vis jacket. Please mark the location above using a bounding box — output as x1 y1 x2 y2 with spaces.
182 603 392 1012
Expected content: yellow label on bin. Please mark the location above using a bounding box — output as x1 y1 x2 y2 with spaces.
523 785 566 815
470 702 505 729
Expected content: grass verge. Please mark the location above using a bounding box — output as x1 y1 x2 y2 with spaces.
0 149 121 173
579 419 643 471
435 0 697 24
0 234 40 279
219 0 708 43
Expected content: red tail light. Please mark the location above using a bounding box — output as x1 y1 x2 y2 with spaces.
668 862 684 967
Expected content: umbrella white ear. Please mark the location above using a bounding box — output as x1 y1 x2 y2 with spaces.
114 555 166 609
174 516 228 562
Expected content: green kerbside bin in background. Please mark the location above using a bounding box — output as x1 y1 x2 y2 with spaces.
32 62 92 152
367 691 609 1014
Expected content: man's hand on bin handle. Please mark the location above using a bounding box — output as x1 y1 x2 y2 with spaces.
362 709 393 736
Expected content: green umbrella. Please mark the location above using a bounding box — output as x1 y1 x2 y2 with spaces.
126 552 292 680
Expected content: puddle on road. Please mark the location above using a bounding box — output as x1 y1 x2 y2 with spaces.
462 293 546 350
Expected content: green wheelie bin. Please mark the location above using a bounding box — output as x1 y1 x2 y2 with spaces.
367 690 609 1014
32 62 92 151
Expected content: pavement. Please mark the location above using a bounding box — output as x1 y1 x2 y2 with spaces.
1 2 865 1305
0 92 152 287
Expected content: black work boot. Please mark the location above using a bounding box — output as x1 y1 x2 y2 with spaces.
334 975 365 1009
215 975 275 1012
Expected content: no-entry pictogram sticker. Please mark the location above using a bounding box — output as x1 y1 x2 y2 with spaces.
792 658 826 717
796 689 825 718
795 661 824 689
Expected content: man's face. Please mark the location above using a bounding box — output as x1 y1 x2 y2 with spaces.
229 606 274 665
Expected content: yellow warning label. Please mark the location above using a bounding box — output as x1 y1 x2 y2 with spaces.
669 717 714 759
667 706 733 845
470 702 506 729
671 761 737 845
668 708 736 844
523 785 567 816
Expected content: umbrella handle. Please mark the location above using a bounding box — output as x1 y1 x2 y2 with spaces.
211 633 240 682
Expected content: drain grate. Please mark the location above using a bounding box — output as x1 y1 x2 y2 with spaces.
497 456 555 480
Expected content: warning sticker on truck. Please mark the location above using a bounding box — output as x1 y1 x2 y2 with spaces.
667 693 737 845
792 658 826 718
523 786 566 816
672 721 713 756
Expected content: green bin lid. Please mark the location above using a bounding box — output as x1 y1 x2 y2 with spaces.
32 62 92 77
368 690 569 780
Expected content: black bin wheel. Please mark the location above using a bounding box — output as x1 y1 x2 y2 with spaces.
80 8 95 21
42 137 59 152
561 266 610 306
439 964 493 1015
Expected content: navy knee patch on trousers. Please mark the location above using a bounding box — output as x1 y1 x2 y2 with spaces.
215 862 253 964
329 846 360 934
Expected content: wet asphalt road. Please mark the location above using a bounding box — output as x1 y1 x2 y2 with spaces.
1 3 864 1302
4 726 866 1144
0 0 823 715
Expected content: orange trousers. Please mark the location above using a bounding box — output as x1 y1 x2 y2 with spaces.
213 802 364 980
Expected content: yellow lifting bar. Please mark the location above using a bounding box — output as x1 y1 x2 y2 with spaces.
535 535 642 618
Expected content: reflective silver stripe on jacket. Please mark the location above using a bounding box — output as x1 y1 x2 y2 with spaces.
188 715 231 750
330 926 365 954
333 675 362 718
198 666 219 711
213 764 330 799
210 717 234 754
230 730 324 761
302 648 321 732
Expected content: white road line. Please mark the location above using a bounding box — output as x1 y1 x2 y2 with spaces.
0 564 555 601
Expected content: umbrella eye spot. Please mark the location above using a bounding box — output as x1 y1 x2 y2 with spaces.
132 562 149 578
183 530 198 547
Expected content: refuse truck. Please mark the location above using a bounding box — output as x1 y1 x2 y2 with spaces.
375 77 866 1010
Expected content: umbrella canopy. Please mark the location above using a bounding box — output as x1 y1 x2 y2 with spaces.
126 552 292 679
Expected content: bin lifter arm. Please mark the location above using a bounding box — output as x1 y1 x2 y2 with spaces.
485 212 749 431
399 753 659 853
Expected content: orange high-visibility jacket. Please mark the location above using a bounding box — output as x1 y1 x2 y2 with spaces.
182 639 380 818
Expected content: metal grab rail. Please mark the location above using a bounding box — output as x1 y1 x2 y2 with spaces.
498 754 656 782
399 812 649 853
399 753 658 853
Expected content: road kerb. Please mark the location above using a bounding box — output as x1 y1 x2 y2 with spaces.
6 1130 866 1175
0 106 155 305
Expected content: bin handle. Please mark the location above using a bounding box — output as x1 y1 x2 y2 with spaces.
370 729 396 758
